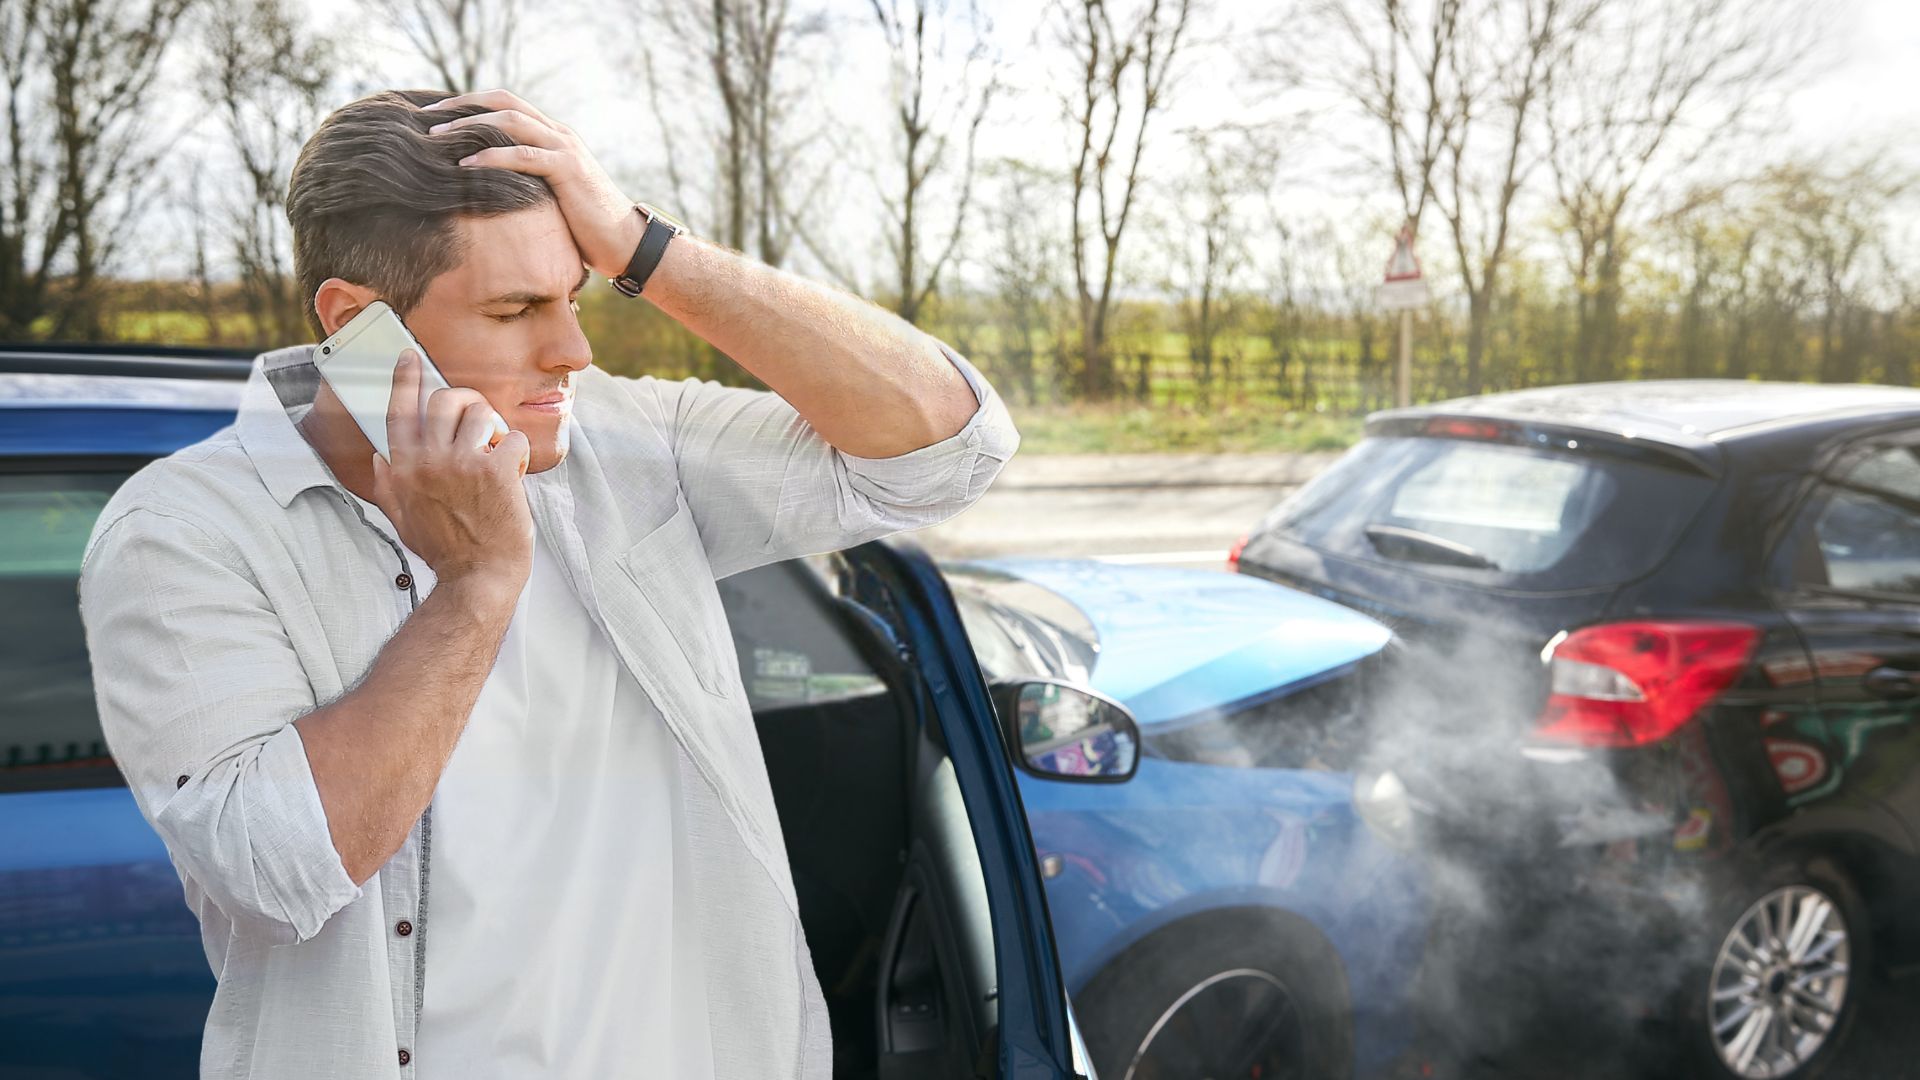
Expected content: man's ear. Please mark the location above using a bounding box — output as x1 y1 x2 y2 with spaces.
313 278 381 338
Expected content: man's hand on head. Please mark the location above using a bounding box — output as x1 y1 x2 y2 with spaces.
422 89 646 282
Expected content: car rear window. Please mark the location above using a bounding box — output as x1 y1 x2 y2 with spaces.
1261 435 1715 591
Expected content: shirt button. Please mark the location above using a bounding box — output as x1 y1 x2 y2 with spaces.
395 920 413 937
175 775 189 789
394 572 413 590
398 1048 411 1066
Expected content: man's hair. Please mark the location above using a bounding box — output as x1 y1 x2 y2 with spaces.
288 89 556 340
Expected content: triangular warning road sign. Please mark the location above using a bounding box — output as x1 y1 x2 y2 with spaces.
1384 224 1423 282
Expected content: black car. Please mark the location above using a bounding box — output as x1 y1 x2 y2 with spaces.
1234 380 1920 1080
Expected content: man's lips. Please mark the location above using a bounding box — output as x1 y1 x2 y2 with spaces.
521 390 570 409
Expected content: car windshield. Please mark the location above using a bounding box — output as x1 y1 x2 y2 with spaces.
943 565 1100 685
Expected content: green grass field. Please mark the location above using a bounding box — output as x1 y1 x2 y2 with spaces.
1006 402 1363 454
56 299 1382 451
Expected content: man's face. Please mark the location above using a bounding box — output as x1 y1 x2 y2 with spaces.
399 202 594 474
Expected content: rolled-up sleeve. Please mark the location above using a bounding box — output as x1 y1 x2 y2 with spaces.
635 340 1019 579
78 507 362 945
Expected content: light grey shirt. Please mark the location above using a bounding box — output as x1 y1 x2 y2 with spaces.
77 342 1017 1079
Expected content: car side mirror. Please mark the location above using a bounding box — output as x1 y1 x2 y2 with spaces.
990 678 1140 783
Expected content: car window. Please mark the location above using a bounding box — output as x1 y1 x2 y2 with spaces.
1801 444 1920 598
1261 435 1714 590
716 558 887 712
1 468 131 788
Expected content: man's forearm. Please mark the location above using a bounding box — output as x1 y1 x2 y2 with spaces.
639 232 979 459
294 576 518 885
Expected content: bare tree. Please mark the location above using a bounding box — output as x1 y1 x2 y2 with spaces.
868 0 997 325
978 158 1068 404
359 0 526 94
1331 219 1393 407
179 170 225 345
1057 0 1198 400
1 0 195 339
1546 0 1812 381
0 0 56 337
199 0 336 346
1766 160 1910 384
1302 0 1465 239
1255 194 1317 408
1166 127 1252 408
1433 0 1596 393
1306 0 1595 395
637 0 830 270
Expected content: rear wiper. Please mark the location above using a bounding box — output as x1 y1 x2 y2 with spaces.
1363 524 1502 571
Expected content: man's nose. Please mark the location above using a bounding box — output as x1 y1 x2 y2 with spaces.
540 321 593 373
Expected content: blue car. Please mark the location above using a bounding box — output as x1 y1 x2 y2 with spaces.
0 344 1427 1078
942 559 1429 1079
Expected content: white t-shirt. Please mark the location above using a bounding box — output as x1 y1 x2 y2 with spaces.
403 524 716 1079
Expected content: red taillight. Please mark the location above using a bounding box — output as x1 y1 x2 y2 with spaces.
1227 533 1250 568
1424 417 1506 440
1535 621 1761 748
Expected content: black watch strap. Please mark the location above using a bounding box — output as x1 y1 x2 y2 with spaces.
610 208 678 298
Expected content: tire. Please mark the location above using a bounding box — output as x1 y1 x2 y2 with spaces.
1674 854 1872 1080
1075 911 1355 1080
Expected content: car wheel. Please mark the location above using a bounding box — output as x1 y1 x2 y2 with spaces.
1680 856 1870 1080
1075 912 1354 1080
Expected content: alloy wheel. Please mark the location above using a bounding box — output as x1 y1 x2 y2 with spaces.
1707 884 1851 1079
1122 968 1306 1080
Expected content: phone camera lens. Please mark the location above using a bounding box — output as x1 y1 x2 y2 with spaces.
321 346 331 354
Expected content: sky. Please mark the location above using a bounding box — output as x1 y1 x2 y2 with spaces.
152 0 1920 290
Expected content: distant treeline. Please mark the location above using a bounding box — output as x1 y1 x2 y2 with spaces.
5 0 1916 415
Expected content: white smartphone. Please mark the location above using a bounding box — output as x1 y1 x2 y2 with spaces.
313 300 510 461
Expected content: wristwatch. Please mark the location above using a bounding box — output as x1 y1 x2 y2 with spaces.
609 203 687 298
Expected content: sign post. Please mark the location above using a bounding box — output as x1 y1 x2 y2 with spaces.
1375 223 1430 408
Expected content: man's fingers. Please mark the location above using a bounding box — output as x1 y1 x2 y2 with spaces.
423 387 490 449
456 143 565 177
429 108 568 148
421 89 565 133
493 430 532 478
453 400 504 453
386 349 423 457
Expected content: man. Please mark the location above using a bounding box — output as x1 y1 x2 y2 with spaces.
77 88 1017 1079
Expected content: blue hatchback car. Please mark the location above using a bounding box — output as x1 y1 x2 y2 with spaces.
0 345 1427 1079
943 560 1428 1078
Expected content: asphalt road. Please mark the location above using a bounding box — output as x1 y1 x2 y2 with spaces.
1396 975 1920 1079
919 452 1920 1080
915 451 1336 568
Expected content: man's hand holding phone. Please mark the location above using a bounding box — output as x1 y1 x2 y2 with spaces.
369 349 535 598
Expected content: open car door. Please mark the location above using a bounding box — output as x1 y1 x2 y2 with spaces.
838 539 1085 1080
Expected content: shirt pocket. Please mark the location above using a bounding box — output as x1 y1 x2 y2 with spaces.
618 499 730 697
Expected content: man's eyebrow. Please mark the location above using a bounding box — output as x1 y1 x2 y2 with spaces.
480 266 593 306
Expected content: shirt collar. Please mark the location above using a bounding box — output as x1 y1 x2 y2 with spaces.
236 344 343 508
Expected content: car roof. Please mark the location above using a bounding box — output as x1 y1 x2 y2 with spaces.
0 346 252 457
0 344 252 409
0 371 247 410
1374 380 1920 450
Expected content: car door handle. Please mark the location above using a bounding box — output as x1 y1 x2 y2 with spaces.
1863 666 1920 701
